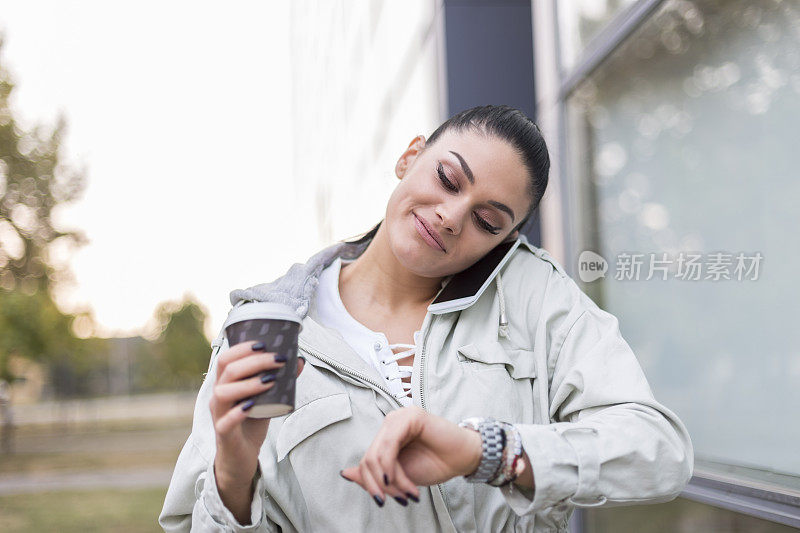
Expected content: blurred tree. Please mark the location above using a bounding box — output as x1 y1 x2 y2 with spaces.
0 34 209 400
136 295 211 391
0 36 88 294
0 33 89 385
0 290 77 383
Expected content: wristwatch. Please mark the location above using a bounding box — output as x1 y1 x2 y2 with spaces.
458 417 505 483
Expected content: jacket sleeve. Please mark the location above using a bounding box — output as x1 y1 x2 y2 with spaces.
158 332 281 532
499 273 694 516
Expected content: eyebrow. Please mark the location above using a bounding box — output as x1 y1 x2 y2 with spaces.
449 150 516 223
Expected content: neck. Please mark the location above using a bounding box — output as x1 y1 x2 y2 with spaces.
339 223 444 312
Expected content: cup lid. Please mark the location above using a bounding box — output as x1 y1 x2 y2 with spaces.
223 301 303 331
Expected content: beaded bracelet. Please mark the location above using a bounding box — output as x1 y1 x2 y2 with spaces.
487 421 524 487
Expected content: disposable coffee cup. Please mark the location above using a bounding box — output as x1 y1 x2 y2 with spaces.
223 301 303 418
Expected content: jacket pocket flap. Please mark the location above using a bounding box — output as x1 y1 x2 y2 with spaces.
276 393 352 462
457 341 536 380
457 342 508 364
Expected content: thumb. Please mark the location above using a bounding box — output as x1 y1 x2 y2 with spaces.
339 466 361 483
297 356 306 377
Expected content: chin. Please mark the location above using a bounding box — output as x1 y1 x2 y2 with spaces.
383 216 444 276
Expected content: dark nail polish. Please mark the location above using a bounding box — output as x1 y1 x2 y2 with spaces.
274 354 287 362
383 473 389 486
393 496 408 506
373 495 384 507
241 399 255 411
339 470 350 481
252 342 266 351
261 373 276 383
406 492 419 503
298 355 306 362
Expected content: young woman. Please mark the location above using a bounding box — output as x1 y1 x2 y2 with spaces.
160 105 693 532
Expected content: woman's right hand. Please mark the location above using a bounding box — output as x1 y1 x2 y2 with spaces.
209 340 305 522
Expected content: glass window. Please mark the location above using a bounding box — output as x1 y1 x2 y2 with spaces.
565 0 800 483
557 0 639 70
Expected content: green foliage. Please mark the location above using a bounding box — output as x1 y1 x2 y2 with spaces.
0 287 76 382
0 35 88 294
0 33 92 388
134 295 211 391
0 35 209 396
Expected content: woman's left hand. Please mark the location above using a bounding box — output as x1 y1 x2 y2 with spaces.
339 406 482 505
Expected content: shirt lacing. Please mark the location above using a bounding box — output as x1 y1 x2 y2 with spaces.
380 343 415 402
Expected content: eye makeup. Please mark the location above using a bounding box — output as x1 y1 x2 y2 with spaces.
436 161 501 235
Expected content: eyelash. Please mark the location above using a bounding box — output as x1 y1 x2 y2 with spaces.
436 162 500 235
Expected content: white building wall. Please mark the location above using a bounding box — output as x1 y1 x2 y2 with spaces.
289 1 445 247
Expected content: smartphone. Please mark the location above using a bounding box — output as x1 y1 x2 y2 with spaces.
427 237 522 315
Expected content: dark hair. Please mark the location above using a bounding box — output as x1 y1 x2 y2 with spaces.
342 104 550 245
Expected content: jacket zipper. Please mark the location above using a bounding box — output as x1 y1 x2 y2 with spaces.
297 341 403 408
300 322 452 523
417 315 451 519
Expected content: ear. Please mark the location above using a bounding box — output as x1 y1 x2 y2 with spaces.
395 135 427 179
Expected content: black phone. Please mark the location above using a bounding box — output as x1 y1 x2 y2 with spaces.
427 237 522 314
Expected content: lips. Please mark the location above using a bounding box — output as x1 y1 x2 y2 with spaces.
414 213 446 252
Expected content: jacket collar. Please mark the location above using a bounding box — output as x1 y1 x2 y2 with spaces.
228 235 454 319
228 238 367 316
225 232 529 346
225 237 383 382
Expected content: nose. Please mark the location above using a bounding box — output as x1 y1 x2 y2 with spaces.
435 202 465 235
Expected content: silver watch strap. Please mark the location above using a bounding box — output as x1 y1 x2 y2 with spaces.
458 417 505 483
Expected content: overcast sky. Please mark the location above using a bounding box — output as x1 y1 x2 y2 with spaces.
0 1 322 341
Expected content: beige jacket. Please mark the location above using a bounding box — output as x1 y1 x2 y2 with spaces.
159 234 693 532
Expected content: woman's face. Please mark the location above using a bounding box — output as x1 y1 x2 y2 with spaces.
384 128 532 278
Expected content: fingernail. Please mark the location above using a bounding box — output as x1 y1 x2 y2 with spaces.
252 342 266 351
393 496 408 506
241 399 255 411
383 473 389 486
274 354 287 362
373 495 384 507
339 470 350 481
298 355 306 362
406 492 419 503
261 373 276 383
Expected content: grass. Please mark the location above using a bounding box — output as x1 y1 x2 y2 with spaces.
0 416 195 531
10 416 192 436
0 487 168 533
0 418 192 475
0 448 181 475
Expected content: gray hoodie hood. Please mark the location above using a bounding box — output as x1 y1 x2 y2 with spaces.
228 239 370 319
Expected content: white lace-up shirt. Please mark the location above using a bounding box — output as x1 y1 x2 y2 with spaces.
315 256 417 406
